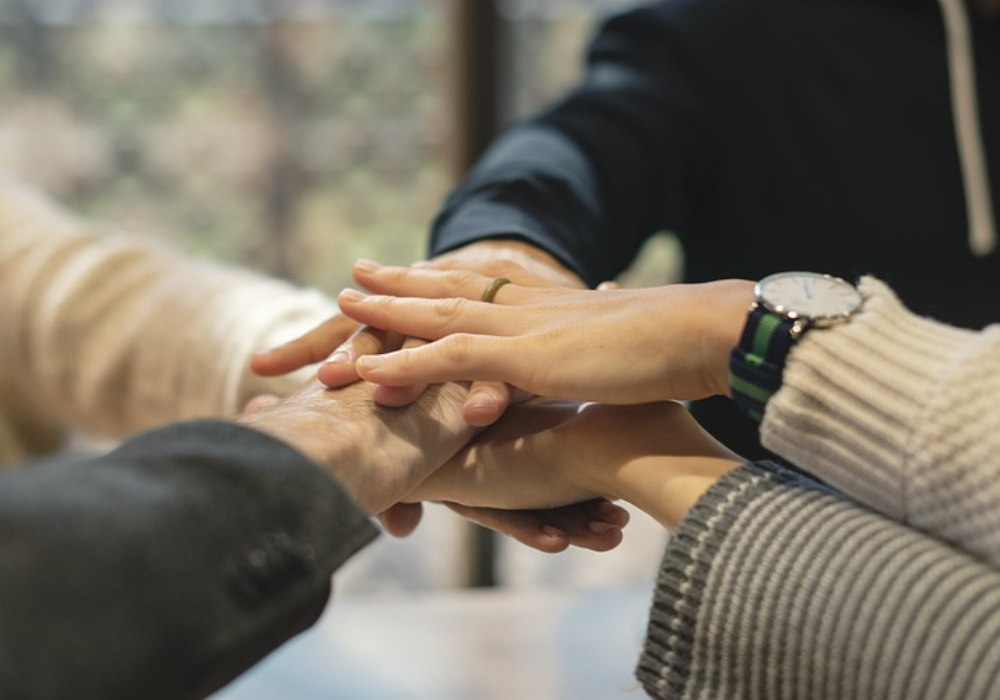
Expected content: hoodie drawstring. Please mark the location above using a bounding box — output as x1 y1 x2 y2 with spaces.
937 0 997 256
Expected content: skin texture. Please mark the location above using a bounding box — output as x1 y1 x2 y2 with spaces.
409 399 743 532
250 240 584 426
248 241 748 534
336 260 754 408
236 379 629 553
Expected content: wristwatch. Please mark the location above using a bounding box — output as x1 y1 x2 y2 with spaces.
729 271 862 421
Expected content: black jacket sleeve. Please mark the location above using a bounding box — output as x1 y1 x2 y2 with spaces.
0 420 378 700
430 3 710 287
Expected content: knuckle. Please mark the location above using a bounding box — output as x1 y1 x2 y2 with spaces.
433 295 469 321
441 268 479 294
438 333 477 363
489 259 524 278
383 264 412 286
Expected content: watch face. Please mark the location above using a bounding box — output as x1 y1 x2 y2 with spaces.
756 271 862 323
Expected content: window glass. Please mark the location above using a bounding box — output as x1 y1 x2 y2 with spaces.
0 0 645 294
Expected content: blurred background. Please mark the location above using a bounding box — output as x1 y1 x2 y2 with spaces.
0 0 676 296
0 0 678 593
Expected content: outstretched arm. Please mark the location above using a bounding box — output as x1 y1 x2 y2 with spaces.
0 174 334 463
335 259 752 408
407 398 743 532
0 374 629 699
250 239 585 425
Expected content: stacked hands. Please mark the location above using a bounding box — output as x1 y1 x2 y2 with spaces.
250 248 756 552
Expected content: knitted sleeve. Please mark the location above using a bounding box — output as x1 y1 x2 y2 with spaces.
762 276 1000 567
0 174 337 464
638 462 1000 700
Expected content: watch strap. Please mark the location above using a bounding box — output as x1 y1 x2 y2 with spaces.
729 305 797 422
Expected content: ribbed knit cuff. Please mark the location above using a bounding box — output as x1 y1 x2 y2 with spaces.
761 277 976 521
637 462 803 699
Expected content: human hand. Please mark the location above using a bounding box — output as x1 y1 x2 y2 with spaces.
408 399 744 531
237 382 629 551
337 260 754 407
380 499 629 553
250 239 585 424
237 379 474 515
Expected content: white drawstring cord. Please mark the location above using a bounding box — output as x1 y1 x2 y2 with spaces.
938 0 997 256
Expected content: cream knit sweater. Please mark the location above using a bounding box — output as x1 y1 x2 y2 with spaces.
763 276 1000 568
0 174 337 466
641 279 1000 700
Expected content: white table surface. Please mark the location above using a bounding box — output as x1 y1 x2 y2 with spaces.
211 584 653 700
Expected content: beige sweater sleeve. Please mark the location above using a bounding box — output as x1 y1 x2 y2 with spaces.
0 174 337 465
762 276 1000 567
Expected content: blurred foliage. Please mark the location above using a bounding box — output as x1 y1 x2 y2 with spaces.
0 0 654 295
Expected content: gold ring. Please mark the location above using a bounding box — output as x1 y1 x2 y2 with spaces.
480 277 511 304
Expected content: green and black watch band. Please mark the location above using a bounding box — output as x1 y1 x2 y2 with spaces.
728 271 862 423
729 305 796 422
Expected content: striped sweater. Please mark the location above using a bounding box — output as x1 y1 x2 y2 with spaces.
639 278 1000 699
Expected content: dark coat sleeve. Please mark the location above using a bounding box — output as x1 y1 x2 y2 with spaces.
430 2 710 287
0 420 378 700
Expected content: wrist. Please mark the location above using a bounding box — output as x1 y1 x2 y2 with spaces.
696 279 756 397
616 453 742 531
585 402 743 530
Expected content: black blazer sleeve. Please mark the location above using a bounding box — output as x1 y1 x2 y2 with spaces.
0 420 378 700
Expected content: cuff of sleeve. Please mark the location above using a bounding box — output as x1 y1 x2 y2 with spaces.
637 461 810 698
760 276 975 521
115 420 380 574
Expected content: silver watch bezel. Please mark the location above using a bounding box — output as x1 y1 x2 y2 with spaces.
754 271 863 335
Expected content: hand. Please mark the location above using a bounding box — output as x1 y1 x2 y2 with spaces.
408 399 744 531
237 379 475 515
237 382 629 551
337 260 755 407
250 239 586 425
381 499 629 554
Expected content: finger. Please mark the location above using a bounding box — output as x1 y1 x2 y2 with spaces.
445 499 628 553
371 336 431 408
316 324 405 388
339 288 516 344
596 280 621 290
359 258 559 296
418 258 565 290
355 334 516 389
352 260 550 307
379 503 424 537
463 381 513 427
250 314 359 377
446 503 569 553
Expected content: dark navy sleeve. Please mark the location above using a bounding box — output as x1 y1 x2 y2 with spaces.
430 2 711 287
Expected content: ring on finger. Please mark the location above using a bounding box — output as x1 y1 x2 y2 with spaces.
480 277 511 304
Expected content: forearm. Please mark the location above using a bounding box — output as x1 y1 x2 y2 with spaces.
0 177 336 444
762 277 1000 567
641 461 1000 700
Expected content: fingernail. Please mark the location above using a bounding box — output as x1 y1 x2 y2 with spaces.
598 500 618 516
467 391 499 415
542 525 566 538
339 288 366 303
589 521 619 534
354 259 379 273
325 351 350 365
358 354 385 370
